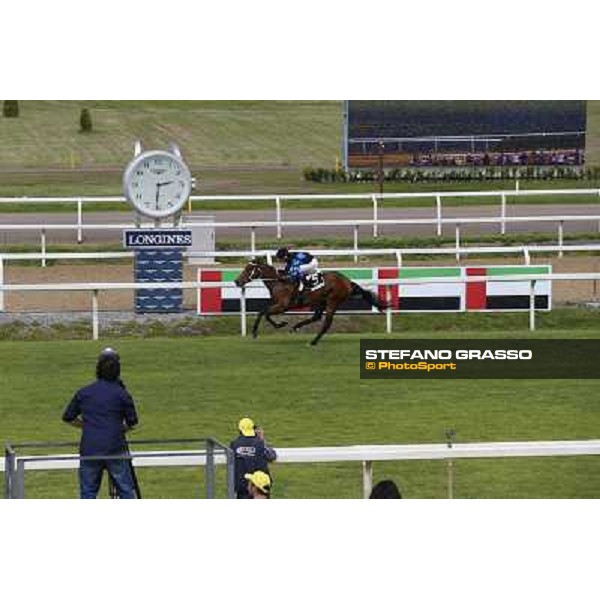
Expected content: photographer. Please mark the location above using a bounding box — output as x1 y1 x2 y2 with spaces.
62 348 139 499
230 417 277 499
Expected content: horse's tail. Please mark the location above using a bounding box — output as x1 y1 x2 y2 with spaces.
351 282 387 312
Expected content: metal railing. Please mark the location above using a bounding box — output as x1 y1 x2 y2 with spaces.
4 438 234 499
1 186 600 236
1 214 600 258
1 187 600 243
1 272 599 338
3 243 600 312
4 439 600 499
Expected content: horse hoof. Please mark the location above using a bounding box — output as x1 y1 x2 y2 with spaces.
252 332 258 339
276 321 288 329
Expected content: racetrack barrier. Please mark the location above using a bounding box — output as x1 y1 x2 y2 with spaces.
1 271 599 337
3 438 234 499
3 439 600 499
2 187 600 240
1 213 600 257
196 265 552 314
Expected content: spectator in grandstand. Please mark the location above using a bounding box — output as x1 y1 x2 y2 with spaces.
369 479 402 499
62 348 139 499
230 417 277 499
245 471 272 499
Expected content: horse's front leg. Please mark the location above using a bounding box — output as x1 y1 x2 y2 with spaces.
252 302 289 338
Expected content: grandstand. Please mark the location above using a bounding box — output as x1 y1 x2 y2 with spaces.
343 100 587 170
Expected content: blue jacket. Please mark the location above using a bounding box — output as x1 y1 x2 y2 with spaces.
286 251 314 278
62 379 138 456
230 434 277 493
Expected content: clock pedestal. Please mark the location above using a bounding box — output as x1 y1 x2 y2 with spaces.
134 248 184 313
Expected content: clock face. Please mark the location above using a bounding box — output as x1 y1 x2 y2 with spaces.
123 150 192 219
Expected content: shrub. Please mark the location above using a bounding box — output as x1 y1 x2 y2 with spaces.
79 108 93 132
3 100 19 117
303 165 588 184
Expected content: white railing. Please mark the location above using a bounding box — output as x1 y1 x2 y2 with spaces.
1 273 599 338
1 187 599 240
2 213 600 257
3 243 599 309
1 241 600 272
2 439 599 498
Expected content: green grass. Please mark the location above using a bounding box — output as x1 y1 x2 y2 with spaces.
2 323 599 498
0 101 341 169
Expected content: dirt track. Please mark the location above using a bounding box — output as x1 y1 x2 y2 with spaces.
4 255 600 313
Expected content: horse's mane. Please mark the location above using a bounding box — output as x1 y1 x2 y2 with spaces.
250 258 278 277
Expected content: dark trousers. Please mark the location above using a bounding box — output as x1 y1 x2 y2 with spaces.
79 458 136 499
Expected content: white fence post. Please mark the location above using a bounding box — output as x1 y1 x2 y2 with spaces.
455 224 461 262
240 287 247 337
529 280 536 331
275 196 282 239
386 286 392 334
41 229 47 267
353 225 359 263
372 194 379 238
0 257 4 312
362 460 373 499
436 194 442 236
500 193 507 235
250 227 256 258
558 221 564 258
395 250 402 269
77 199 83 244
92 289 99 340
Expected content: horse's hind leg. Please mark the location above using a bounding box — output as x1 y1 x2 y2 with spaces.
291 307 324 333
310 307 335 346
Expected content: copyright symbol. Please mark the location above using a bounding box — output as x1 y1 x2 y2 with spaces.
365 362 376 370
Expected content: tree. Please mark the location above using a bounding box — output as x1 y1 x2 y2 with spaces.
3 101 19 117
79 108 93 132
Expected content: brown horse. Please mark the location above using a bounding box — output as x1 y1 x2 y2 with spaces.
234 258 385 346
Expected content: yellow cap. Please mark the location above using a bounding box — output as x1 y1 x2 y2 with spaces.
244 471 271 494
238 417 255 436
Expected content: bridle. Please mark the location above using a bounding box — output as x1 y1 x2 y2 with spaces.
244 261 281 284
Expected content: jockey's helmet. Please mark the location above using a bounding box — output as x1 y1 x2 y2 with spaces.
275 247 289 260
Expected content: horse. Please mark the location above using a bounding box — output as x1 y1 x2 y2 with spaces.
234 258 386 346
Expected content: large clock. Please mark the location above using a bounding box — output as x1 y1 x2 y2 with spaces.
123 149 192 219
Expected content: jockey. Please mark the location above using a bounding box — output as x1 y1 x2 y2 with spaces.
275 247 319 290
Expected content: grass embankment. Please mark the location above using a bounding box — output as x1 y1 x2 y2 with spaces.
1 100 600 198
1 323 599 499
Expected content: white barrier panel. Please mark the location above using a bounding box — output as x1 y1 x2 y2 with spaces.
196 265 552 314
3 439 600 472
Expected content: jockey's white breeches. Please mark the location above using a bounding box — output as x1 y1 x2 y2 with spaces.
299 258 319 274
